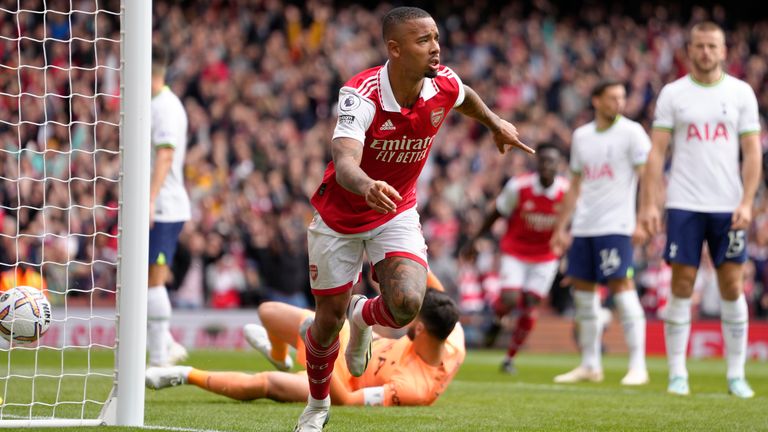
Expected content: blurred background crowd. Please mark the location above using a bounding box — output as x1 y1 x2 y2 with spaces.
2 0 768 323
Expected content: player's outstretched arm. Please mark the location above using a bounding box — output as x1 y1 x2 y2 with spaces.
550 173 582 256
454 85 534 155
733 133 762 230
332 137 402 214
638 129 670 236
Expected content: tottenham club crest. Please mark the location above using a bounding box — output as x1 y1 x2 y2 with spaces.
340 94 361 112
430 107 445 127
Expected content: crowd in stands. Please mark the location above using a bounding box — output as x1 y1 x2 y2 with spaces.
1 0 768 321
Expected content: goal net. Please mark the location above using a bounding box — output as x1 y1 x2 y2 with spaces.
0 0 149 427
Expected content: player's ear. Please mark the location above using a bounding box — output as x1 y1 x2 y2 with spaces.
387 39 400 59
414 320 425 337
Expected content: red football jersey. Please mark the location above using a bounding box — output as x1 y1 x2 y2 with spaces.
311 62 464 234
497 173 568 262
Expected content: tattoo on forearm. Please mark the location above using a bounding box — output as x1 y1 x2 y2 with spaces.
455 86 494 127
375 257 427 326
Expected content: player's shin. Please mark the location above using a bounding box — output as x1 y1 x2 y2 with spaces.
305 326 340 400
721 294 748 380
664 295 692 379
614 290 647 371
147 285 172 366
574 290 602 370
507 308 536 359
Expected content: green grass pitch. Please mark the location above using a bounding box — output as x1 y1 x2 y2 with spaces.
4 349 767 431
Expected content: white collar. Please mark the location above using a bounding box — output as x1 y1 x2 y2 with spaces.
378 61 439 112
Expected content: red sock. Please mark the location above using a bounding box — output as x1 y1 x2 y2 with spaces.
304 327 339 400
507 309 537 358
361 296 402 328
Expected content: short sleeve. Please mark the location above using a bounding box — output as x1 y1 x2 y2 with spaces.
332 87 376 144
631 124 652 165
152 111 180 148
446 67 465 108
738 84 761 136
652 85 674 131
496 177 521 217
382 375 432 407
569 134 582 174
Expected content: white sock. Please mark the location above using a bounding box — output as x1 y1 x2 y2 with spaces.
574 290 602 371
350 297 369 329
178 365 193 383
664 295 692 379
721 294 748 380
147 285 172 366
614 290 647 371
165 328 179 347
308 394 330 407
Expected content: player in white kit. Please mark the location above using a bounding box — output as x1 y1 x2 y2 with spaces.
639 22 760 398
147 48 191 367
551 80 651 386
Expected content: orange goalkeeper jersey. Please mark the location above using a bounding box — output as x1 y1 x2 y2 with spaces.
352 323 465 406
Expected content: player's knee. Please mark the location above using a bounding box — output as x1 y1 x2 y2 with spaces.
388 290 423 327
670 264 697 297
500 290 520 308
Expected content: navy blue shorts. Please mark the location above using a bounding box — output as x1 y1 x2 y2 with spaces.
149 221 185 266
566 235 634 283
664 209 747 267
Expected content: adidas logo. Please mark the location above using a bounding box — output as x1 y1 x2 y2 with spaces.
379 119 395 131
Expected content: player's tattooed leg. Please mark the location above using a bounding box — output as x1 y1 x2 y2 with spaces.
375 257 427 326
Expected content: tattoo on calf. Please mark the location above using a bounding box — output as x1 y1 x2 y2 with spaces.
375 257 427 326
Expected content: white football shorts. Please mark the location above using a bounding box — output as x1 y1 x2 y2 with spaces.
498 254 559 299
307 207 427 296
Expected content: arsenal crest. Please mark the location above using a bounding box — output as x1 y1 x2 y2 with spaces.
430 107 445 127
309 264 318 281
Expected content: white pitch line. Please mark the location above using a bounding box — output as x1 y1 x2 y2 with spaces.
142 426 231 432
477 381 735 399
0 415 231 432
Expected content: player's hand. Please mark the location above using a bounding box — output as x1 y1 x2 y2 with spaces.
492 119 535 155
638 206 661 237
549 227 571 257
364 180 402 214
631 225 648 246
732 202 752 230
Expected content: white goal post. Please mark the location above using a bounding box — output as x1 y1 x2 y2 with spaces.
0 0 150 427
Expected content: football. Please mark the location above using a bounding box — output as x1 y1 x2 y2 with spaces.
0 286 52 344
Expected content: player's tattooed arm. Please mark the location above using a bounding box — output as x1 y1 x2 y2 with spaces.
455 85 534 154
454 85 501 131
332 137 401 214
375 257 427 327
332 137 368 193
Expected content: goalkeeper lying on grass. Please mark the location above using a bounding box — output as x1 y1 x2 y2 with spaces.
146 272 465 406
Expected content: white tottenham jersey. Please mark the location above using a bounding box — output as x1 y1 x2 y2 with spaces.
570 116 651 236
151 86 190 222
653 74 761 212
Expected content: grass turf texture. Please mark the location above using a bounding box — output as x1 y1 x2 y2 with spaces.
2 349 767 431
